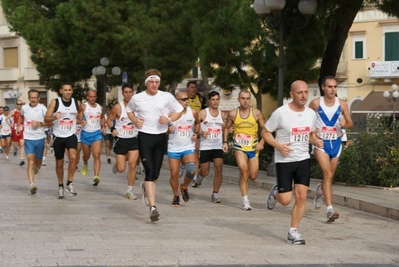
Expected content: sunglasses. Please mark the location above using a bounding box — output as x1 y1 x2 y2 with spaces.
17 103 22 105
178 98 189 101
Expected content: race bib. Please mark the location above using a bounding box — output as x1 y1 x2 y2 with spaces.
26 121 38 131
290 126 310 143
60 119 73 131
207 127 221 139
321 126 338 140
121 124 135 137
235 133 252 146
88 114 101 125
177 125 192 137
76 127 82 139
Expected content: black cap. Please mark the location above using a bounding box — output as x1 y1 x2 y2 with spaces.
3 106 9 111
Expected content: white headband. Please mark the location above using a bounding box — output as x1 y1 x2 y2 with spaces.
145 75 161 84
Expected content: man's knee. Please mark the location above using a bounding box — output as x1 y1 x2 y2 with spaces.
185 162 196 179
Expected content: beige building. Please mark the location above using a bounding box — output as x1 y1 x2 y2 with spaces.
0 6 58 110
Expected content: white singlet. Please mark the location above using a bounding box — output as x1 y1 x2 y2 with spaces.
199 108 224 151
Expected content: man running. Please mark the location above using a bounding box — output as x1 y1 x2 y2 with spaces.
18 90 48 194
263 80 322 245
78 89 106 186
107 83 140 200
8 99 25 166
194 91 226 203
223 90 266 210
126 69 183 222
44 82 82 199
0 106 12 161
167 91 200 207
309 76 353 222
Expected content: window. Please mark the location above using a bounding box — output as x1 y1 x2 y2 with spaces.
385 32 399 61
4 47 18 68
352 37 365 59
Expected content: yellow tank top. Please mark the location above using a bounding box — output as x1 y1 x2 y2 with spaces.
233 107 258 151
188 95 202 111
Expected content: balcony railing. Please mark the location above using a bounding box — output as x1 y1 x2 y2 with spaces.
0 68 20 81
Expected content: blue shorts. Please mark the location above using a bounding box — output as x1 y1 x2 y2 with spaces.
168 149 195 160
317 138 342 159
235 149 259 159
25 139 45 160
81 130 103 146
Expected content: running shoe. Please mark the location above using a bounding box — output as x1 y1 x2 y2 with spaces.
211 193 221 203
242 199 252 211
136 166 141 174
42 161 46 166
171 196 180 207
13 150 17 157
29 183 37 195
81 165 88 176
107 157 111 164
65 157 69 163
112 164 117 174
150 206 160 222
19 160 25 166
180 185 189 202
5 156 9 161
57 186 64 199
327 209 340 222
93 176 100 186
50 147 53 154
266 184 278 210
76 165 80 172
0 148 3 153
287 230 306 245
125 189 138 200
192 175 203 188
140 182 149 206
34 166 39 175
313 183 323 209
65 183 77 196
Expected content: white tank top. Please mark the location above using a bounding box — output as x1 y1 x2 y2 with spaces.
82 103 102 133
0 115 11 136
52 98 78 138
115 101 138 138
168 106 196 153
76 124 82 142
199 108 223 151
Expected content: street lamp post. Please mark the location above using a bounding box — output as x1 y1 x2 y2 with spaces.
8 85 21 108
92 57 121 113
253 0 317 107
383 84 399 125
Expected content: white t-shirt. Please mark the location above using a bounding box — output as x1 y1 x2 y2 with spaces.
126 90 184 134
0 114 12 136
21 103 47 140
265 104 316 163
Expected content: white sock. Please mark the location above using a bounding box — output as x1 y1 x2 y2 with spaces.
242 195 248 202
127 186 133 191
289 227 298 233
42 157 46 161
327 205 333 211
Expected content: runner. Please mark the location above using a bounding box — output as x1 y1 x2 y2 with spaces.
194 91 226 203
78 89 106 186
0 106 12 161
44 82 82 199
107 83 140 200
7 99 25 166
263 80 322 245
167 91 200 207
18 89 48 194
126 69 184 222
223 90 266 210
309 76 353 222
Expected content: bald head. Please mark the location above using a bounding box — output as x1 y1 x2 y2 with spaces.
289 80 309 110
291 80 308 93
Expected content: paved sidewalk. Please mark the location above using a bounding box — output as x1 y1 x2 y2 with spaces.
0 152 398 266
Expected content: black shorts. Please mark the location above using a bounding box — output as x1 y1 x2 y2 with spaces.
199 149 224 164
53 134 78 160
113 137 138 155
275 158 310 193
103 133 113 142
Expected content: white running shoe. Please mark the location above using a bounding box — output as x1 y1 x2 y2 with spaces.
313 183 324 209
242 199 252 211
65 183 77 196
287 230 306 245
125 189 138 200
140 182 149 206
266 184 278 210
